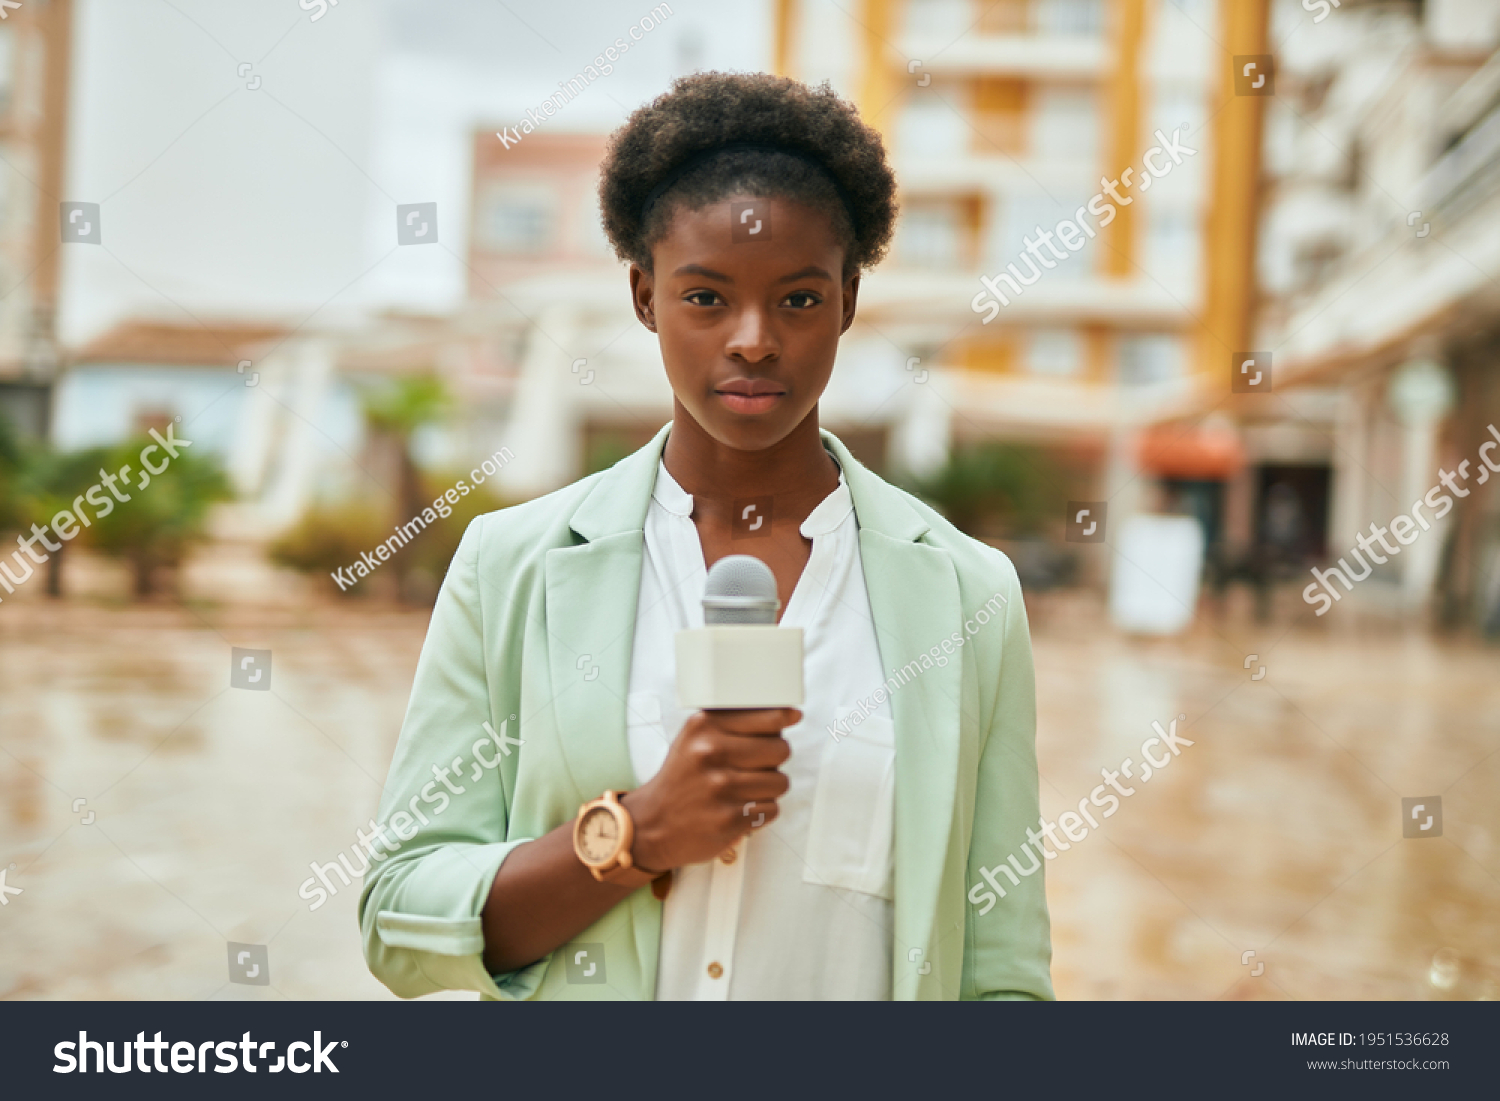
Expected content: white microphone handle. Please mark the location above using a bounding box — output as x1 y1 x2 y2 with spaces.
675 626 804 710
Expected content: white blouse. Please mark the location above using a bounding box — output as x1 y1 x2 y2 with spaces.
624 458 897 1000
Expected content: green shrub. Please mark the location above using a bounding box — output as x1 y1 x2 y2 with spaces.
85 436 233 596
905 443 1079 539
271 474 512 602
268 502 393 592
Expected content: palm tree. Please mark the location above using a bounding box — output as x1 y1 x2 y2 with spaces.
359 375 450 598
359 375 449 528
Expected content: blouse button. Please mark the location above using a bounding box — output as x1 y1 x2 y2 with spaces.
719 847 737 864
707 962 724 979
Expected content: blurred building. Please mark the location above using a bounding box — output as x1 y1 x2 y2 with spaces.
1256 0 1500 629
463 129 665 497
769 0 1275 581
0 0 72 438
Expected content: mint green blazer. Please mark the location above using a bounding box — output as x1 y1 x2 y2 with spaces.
359 425 1053 1000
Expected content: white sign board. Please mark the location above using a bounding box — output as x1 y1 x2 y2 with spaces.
1109 515 1205 635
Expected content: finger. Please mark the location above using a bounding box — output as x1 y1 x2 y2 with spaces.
705 708 802 736
721 768 790 803
711 732 791 771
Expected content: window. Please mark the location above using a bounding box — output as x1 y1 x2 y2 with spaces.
1117 334 1185 386
902 0 975 38
478 182 556 256
1026 329 1084 376
1033 0 1104 35
986 193 1090 280
896 90 971 159
1030 88 1099 163
1145 210 1200 289
1149 90 1207 148
899 204 962 269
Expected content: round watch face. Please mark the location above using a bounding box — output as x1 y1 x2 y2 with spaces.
577 806 622 864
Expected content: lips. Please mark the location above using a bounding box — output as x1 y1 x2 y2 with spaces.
714 377 785 415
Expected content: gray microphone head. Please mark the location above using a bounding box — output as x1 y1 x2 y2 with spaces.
703 555 779 625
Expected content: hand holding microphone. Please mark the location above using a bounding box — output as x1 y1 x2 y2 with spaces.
622 556 804 871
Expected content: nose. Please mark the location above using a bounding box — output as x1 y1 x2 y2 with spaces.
724 304 779 364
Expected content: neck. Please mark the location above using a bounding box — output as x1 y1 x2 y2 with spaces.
661 401 840 512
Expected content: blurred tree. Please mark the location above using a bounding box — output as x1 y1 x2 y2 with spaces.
11 445 110 597
0 412 21 533
86 436 232 598
397 473 505 603
907 442 1073 538
359 375 449 525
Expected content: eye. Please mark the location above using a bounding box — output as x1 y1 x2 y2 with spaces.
684 290 721 307
783 291 821 309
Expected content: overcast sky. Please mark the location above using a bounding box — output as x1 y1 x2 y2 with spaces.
58 0 771 345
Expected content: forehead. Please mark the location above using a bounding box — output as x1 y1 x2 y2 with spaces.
651 195 846 269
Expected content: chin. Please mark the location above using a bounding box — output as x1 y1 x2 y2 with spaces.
709 420 793 452
694 408 800 452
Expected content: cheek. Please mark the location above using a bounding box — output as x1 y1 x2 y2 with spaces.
657 326 714 389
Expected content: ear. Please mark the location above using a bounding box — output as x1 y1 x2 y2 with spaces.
629 264 657 332
839 273 861 335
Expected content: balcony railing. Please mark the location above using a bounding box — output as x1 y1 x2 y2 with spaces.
894 34 1108 80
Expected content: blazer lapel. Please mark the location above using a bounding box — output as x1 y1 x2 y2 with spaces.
543 424 671 806
825 431 963 1001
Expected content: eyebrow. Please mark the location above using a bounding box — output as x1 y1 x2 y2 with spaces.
669 263 835 284
672 263 731 281
776 265 834 284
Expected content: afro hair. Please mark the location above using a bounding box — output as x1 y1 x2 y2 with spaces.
598 71 898 280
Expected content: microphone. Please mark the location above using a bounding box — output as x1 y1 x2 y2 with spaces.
676 555 804 710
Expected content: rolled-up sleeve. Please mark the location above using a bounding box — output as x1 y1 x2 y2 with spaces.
963 561 1055 1001
358 518 544 1000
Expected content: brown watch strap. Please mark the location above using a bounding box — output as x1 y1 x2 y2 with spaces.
596 860 672 898
596 860 657 890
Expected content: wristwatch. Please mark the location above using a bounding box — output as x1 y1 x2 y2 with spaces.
573 790 671 898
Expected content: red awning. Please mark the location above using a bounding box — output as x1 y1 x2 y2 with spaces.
1138 422 1246 480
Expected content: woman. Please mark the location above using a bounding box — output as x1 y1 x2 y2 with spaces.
360 72 1052 1001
